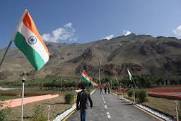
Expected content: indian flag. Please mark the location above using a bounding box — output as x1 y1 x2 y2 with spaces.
81 70 97 86
14 10 49 70
127 69 132 81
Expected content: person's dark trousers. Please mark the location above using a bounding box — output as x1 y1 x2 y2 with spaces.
80 110 86 121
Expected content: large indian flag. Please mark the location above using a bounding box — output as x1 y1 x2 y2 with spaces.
81 70 98 86
14 10 49 70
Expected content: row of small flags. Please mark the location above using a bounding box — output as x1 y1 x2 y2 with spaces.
81 69 132 87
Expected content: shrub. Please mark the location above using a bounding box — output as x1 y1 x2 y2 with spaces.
135 89 147 103
31 105 47 121
127 89 133 97
65 93 74 104
0 109 10 121
0 110 6 121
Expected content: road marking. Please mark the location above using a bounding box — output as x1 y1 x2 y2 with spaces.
104 105 108 109
102 95 105 100
102 94 111 119
102 95 106 104
104 100 106 104
106 112 111 119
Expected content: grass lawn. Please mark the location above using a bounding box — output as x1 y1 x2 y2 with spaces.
143 96 181 120
6 95 71 121
0 96 19 101
121 93 181 120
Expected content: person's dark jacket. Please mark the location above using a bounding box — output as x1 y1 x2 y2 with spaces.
76 90 93 111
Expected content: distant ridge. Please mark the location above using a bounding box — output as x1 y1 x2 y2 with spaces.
0 34 181 81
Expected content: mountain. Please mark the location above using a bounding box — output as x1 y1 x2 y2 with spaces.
0 34 181 81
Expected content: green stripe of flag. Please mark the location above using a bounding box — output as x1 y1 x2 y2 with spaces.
81 76 91 86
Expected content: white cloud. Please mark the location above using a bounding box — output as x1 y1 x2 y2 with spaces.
64 22 72 28
42 22 77 43
173 25 181 38
122 30 132 36
104 34 114 40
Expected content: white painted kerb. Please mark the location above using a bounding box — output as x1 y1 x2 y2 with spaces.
53 104 76 121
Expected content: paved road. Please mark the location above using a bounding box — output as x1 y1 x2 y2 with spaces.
67 91 158 121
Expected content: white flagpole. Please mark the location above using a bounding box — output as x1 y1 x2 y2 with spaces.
127 69 136 104
61 76 62 92
130 76 136 104
98 58 101 86
48 105 50 121
21 75 25 121
0 40 13 70
176 101 179 121
132 79 136 104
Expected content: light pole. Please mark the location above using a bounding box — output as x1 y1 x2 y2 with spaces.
60 76 62 92
176 101 179 121
98 58 101 86
21 73 26 121
47 105 51 121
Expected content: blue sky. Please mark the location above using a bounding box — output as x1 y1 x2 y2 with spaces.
1 0 181 47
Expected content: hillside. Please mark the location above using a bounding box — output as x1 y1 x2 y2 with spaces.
0 34 181 81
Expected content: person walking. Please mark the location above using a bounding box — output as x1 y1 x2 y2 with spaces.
104 84 107 94
107 82 111 94
76 83 93 121
99 84 103 94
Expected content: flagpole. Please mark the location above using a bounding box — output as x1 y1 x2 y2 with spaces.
21 73 26 121
133 84 136 104
98 58 101 86
0 40 13 70
47 105 50 121
130 76 136 104
60 76 62 92
127 69 136 104
176 100 179 121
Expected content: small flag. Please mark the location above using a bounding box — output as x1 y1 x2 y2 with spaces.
81 70 97 86
127 69 132 81
89 76 98 86
14 9 49 70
